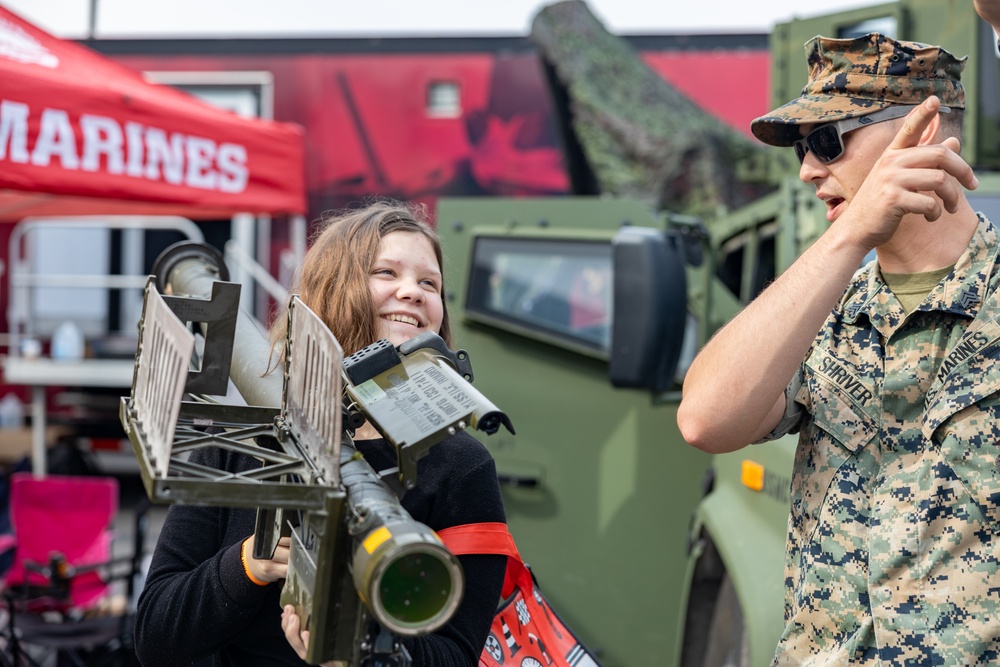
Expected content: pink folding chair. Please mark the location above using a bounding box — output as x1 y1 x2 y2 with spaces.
0 473 141 667
3 473 117 612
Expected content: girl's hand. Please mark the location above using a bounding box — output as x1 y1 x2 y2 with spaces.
242 535 291 583
281 605 337 667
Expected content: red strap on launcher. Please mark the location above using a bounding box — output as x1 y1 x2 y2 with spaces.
437 522 529 598
438 522 603 667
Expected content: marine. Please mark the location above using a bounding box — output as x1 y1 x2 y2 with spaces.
678 4 1000 662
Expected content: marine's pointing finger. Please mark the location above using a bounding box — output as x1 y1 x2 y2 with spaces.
890 95 942 150
887 96 978 193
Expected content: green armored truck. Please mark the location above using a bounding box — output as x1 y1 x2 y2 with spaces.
435 2 1000 665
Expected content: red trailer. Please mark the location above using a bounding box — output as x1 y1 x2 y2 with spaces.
88 33 770 220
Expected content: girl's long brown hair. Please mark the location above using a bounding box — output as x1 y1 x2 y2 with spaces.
269 199 451 366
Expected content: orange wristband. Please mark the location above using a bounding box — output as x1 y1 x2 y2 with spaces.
241 538 270 587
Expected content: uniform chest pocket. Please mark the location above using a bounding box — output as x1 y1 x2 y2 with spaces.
789 367 878 546
803 349 879 453
929 396 1000 534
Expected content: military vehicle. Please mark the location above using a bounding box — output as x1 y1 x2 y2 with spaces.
434 2 1000 665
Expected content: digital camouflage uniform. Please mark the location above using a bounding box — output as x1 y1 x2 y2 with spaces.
749 33 1000 666
768 213 1000 665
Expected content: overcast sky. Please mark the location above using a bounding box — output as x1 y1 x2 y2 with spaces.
5 0 887 38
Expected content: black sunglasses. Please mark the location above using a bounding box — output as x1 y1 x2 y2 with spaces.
792 104 951 165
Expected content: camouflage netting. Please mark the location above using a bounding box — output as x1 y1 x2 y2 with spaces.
531 0 770 218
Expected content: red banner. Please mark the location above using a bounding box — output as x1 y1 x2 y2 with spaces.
0 5 306 220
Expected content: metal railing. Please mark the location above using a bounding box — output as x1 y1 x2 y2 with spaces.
6 216 204 358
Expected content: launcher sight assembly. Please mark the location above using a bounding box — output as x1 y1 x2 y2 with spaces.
342 331 514 490
119 242 513 666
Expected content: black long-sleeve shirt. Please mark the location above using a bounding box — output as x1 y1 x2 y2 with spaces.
134 432 506 666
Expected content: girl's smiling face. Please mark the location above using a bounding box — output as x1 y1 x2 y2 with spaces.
369 231 444 346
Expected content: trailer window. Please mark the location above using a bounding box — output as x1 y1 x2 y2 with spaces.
467 237 612 352
427 81 461 118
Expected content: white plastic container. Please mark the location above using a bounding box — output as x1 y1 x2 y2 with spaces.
51 320 85 362
0 393 24 429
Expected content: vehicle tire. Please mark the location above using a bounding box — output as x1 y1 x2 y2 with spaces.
701 572 750 667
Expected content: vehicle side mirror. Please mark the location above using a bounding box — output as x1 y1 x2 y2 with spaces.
609 227 687 392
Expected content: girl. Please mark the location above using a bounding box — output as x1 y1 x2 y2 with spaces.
135 200 507 666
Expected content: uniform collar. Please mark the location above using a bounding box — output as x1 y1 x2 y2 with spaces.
842 213 997 331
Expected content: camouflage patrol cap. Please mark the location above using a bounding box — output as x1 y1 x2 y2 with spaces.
751 32 966 147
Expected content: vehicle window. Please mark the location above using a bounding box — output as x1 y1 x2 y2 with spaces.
716 221 777 303
716 236 744 299
836 16 897 39
467 237 612 352
751 226 777 298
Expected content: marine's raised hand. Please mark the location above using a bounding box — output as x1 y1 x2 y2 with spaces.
841 96 976 250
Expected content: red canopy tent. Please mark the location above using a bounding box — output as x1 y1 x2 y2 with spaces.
0 4 306 221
